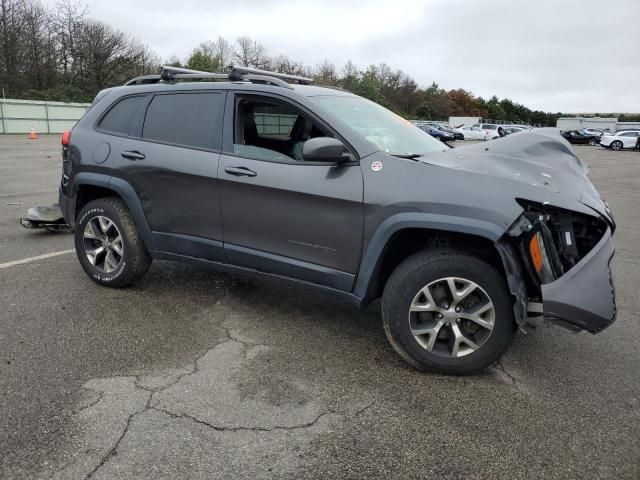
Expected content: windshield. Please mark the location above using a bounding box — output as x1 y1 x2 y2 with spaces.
311 95 447 156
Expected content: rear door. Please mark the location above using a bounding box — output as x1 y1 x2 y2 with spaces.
102 90 227 260
218 91 364 291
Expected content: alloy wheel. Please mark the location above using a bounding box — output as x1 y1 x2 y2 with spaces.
612 141 622 151
408 277 495 358
83 215 124 273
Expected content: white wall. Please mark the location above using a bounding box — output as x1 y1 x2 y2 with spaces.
0 99 90 134
556 117 618 131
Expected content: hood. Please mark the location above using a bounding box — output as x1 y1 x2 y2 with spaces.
418 129 609 219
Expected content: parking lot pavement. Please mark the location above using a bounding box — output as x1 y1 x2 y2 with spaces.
0 136 73 263
1 136 639 479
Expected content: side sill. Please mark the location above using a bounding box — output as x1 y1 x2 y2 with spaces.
149 250 364 308
224 243 355 292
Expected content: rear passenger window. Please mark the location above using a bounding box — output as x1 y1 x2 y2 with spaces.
99 96 146 135
142 93 224 150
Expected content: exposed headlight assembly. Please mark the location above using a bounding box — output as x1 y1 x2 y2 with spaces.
526 222 562 284
511 199 607 287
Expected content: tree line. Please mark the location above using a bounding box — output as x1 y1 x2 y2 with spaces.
3 0 635 124
174 38 563 126
0 0 158 102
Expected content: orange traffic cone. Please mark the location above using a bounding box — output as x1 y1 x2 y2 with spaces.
28 128 38 140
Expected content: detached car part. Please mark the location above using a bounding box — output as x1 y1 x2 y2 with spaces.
20 204 72 232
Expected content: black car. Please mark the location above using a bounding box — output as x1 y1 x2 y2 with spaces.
58 65 616 375
561 130 600 146
417 124 455 142
429 123 464 140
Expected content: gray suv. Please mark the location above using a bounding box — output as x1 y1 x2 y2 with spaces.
59 66 616 375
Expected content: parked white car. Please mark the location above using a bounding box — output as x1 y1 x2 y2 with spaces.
582 127 605 137
456 126 489 140
504 124 533 131
472 123 503 139
503 126 528 134
599 130 640 151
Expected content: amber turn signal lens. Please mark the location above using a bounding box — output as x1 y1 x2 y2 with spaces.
529 234 544 272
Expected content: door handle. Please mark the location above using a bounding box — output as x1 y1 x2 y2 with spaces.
121 150 145 160
225 166 257 177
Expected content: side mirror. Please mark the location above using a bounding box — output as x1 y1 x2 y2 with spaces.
303 137 349 163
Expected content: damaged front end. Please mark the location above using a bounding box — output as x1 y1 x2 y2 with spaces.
507 200 616 333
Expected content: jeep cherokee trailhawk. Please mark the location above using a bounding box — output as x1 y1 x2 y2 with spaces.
58 65 616 375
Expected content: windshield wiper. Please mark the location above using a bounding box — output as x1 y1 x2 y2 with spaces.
391 153 424 159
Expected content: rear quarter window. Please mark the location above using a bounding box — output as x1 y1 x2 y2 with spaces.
142 92 224 150
98 95 147 135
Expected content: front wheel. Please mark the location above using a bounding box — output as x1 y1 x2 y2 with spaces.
382 249 516 375
74 198 152 287
611 141 623 151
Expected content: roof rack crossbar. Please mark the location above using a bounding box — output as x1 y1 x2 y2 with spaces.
167 72 229 81
125 65 313 89
229 65 313 85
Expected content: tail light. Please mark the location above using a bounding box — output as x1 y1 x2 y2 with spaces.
61 130 72 184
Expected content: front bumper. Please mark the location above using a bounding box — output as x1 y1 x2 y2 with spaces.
58 185 76 229
541 227 616 333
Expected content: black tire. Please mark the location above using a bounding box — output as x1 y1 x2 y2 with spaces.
611 141 623 151
381 248 516 375
588 138 597 146
74 198 152 287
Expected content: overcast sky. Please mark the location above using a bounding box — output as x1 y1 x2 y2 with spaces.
44 0 639 112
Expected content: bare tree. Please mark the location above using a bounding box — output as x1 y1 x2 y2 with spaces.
233 35 269 69
211 36 232 71
0 0 26 90
53 0 86 81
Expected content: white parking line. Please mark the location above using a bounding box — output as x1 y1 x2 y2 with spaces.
0 249 75 269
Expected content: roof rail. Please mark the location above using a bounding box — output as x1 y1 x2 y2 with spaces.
316 84 346 92
123 74 162 86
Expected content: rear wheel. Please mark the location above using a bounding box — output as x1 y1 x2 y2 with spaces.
588 138 597 146
611 140 623 151
74 198 152 287
382 249 516 375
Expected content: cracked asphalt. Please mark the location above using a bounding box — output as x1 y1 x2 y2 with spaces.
1 135 639 479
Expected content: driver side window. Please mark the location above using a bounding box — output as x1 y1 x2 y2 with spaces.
233 96 328 162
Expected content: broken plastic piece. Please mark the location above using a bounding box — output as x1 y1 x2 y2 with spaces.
20 204 72 232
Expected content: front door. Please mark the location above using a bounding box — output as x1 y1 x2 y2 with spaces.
218 92 364 291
